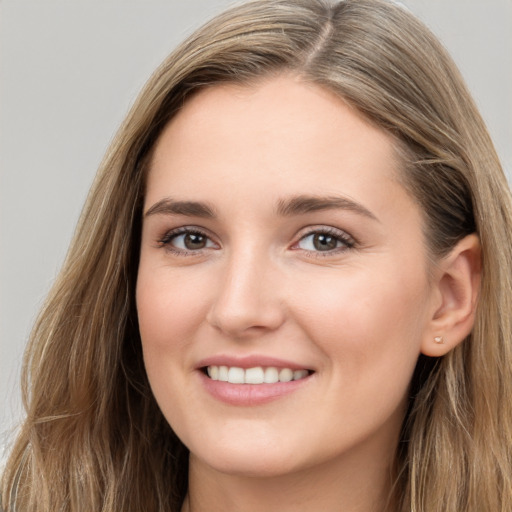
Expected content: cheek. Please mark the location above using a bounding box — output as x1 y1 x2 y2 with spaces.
136 266 209 353
136 269 208 423
297 272 426 434
135 267 212 417
290 264 429 382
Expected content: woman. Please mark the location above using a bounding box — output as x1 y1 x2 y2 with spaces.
2 0 511 510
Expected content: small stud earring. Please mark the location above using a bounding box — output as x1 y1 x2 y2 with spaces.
434 336 444 344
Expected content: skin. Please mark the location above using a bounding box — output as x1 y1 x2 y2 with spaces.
136 75 478 512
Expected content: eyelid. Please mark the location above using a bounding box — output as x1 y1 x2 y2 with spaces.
290 225 356 254
157 225 219 254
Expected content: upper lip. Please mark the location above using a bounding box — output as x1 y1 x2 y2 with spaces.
197 354 313 371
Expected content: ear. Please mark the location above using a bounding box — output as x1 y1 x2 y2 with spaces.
421 234 481 357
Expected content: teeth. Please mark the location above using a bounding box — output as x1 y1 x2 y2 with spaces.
245 367 264 384
218 365 228 381
206 366 310 384
228 367 245 384
264 367 279 383
293 370 308 380
279 368 293 382
208 365 219 380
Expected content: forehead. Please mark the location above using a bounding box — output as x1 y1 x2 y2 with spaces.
152 76 400 168
146 75 414 224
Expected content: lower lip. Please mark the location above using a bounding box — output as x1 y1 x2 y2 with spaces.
198 371 312 406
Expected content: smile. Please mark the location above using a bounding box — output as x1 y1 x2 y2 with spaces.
206 365 311 384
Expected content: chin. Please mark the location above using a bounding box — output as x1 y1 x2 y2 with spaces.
194 449 307 479
185 425 312 478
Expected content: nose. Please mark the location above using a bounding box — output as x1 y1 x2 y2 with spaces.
206 246 286 338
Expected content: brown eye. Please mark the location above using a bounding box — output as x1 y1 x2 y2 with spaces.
295 229 354 254
312 233 338 251
182 233 207 250
161 229 217 253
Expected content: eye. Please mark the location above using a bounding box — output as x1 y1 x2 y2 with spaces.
158 228 218 254
295 228 354 253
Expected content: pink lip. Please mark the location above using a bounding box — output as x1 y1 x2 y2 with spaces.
195 354 314 406
196 354 312 371
198 371 312 406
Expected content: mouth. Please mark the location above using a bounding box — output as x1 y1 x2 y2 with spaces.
198 358 315 405
202 365 313 384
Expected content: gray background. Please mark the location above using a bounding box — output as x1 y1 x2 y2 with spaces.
1 0 511 462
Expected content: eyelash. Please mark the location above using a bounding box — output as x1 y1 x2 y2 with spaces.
157 227 218 256
292 226 356 257
156 226 356 257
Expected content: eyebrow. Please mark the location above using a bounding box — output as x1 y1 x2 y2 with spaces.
276 195 379 221
144 194 378 222
144 198 216 218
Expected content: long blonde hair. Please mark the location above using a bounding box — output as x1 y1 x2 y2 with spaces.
3 1 512 510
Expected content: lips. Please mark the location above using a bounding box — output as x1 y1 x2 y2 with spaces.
197 355 314 405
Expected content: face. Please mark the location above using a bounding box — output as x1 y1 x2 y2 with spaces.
136 76 437 479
